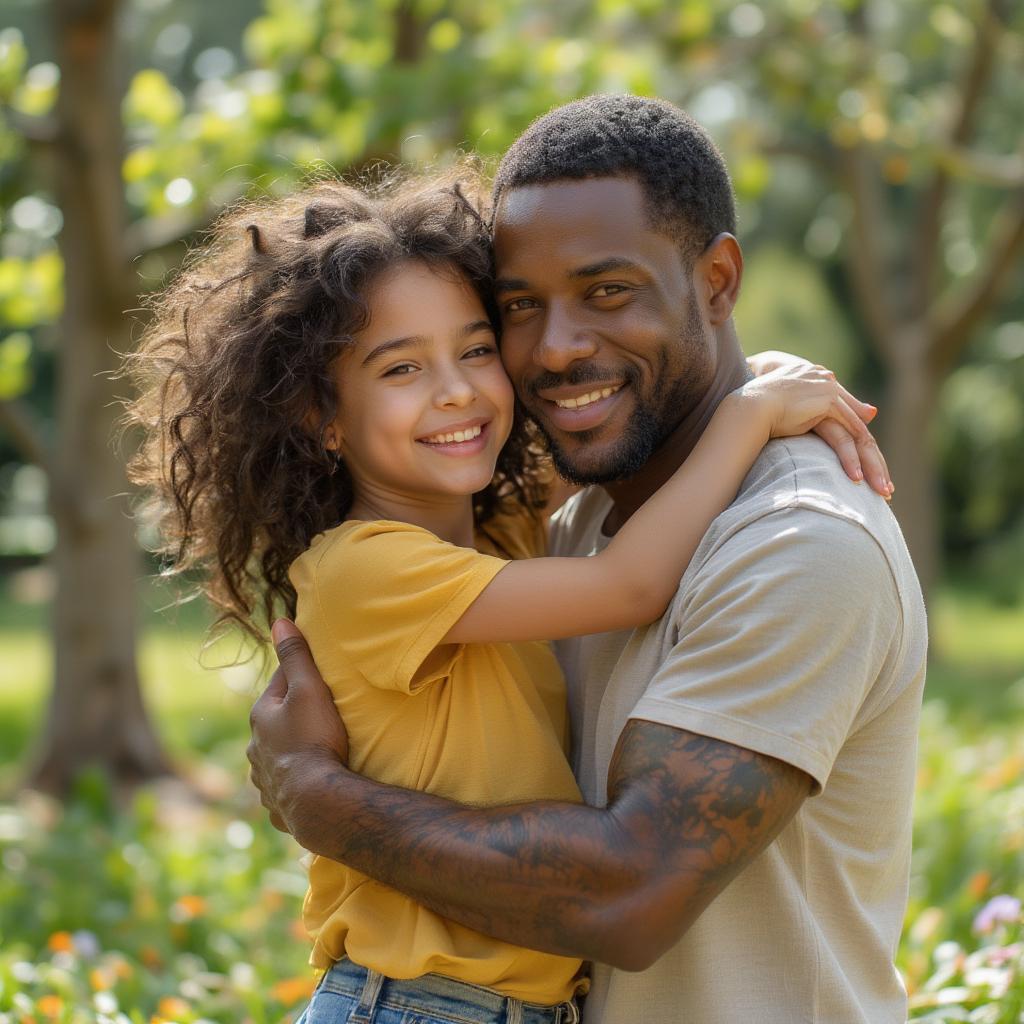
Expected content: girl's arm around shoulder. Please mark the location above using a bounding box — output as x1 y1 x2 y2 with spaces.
444 364 875 647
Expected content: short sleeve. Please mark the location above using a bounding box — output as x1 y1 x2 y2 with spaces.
475 501 548 560
296 521 508 694
629 508 902 792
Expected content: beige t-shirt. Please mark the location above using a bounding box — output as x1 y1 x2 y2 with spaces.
549 436 927 1024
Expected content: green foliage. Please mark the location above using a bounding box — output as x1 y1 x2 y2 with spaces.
0 331 32 399
735 243 859 379
939 331 1024 552
0 250 62 329
0 782 313 1023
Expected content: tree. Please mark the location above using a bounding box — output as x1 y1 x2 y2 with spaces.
0 0 174 794
726 0 1024 592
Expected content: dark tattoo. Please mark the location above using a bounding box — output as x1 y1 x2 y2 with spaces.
295 720 810 967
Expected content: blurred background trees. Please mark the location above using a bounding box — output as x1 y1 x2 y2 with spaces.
0 0 1022 793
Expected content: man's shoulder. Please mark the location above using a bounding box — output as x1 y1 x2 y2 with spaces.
684 437 925 633
713 436 907 556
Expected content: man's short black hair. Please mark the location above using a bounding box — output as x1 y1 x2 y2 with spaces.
493 94 736 264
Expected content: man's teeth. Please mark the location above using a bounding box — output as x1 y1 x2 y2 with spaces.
423 425 483 444
554 386 621 410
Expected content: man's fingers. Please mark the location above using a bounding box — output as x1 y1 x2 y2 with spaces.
263 666 289 701
272 618 321 693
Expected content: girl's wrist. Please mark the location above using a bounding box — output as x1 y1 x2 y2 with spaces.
718 387 773 445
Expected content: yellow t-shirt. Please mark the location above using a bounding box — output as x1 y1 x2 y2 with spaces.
289 506 584 1005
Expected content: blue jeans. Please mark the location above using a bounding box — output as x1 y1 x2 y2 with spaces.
295 958 580 1024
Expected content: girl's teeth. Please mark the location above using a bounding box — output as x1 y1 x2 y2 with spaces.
425 425 482 444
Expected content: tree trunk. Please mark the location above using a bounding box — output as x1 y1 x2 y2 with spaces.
880 326 942 600
25 0 172 796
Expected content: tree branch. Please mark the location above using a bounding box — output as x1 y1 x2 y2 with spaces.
840 144 901 359
930 187 1024 375
939 146 1024 189
912 0 1008 315
0 397 54 478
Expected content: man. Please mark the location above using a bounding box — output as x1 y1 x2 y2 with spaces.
249 95 927 1022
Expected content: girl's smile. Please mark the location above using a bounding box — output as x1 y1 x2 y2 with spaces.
417 418 492 453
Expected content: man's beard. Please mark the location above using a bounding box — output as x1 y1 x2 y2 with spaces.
529 308 712 486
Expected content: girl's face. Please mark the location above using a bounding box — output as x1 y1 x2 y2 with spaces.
328 260 514 510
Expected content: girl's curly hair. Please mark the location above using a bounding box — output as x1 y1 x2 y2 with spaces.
125 166 549 643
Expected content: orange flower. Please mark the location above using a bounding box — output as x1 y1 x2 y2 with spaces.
140 945 164 969
968 869 992 900
171 895 207 921
270 976 317 1005
37 995 63 1018
46 931 74 953
261 889 284 912
156 995 191 1019
90 967 114 990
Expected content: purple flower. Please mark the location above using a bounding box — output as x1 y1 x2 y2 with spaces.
973 895 1022 935
72 929 101 958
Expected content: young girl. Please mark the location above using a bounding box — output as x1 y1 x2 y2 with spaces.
128 169 882 1024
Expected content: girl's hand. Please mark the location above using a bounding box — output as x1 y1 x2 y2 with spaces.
746 350 892 499
736 362 894 499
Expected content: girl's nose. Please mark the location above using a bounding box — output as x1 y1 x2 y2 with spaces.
435 368 476 408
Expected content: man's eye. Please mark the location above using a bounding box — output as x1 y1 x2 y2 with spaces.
591 284 628 298
505 297 537 313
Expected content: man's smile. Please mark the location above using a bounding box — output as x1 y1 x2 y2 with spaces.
534 381 630 433
551 384 624 410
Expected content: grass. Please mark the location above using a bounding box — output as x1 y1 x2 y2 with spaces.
1 566 1022 1022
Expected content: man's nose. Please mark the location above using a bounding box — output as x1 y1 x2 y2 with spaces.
534 307 598 374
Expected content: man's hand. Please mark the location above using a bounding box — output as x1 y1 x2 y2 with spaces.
246 619 349 834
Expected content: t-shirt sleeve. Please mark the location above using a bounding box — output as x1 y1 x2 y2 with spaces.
305 522 509 694
475 500 548 560
629 507 902 792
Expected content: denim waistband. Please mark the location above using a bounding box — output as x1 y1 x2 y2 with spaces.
318 957 581 1024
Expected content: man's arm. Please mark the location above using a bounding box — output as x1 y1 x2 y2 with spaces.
249 626 810 972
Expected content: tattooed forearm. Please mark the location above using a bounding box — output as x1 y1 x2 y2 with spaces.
290 721 811 969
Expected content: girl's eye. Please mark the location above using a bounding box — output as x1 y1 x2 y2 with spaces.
463 344 496 359
383 363 417 377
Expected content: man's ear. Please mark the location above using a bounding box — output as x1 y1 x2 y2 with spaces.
696 233 743 326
